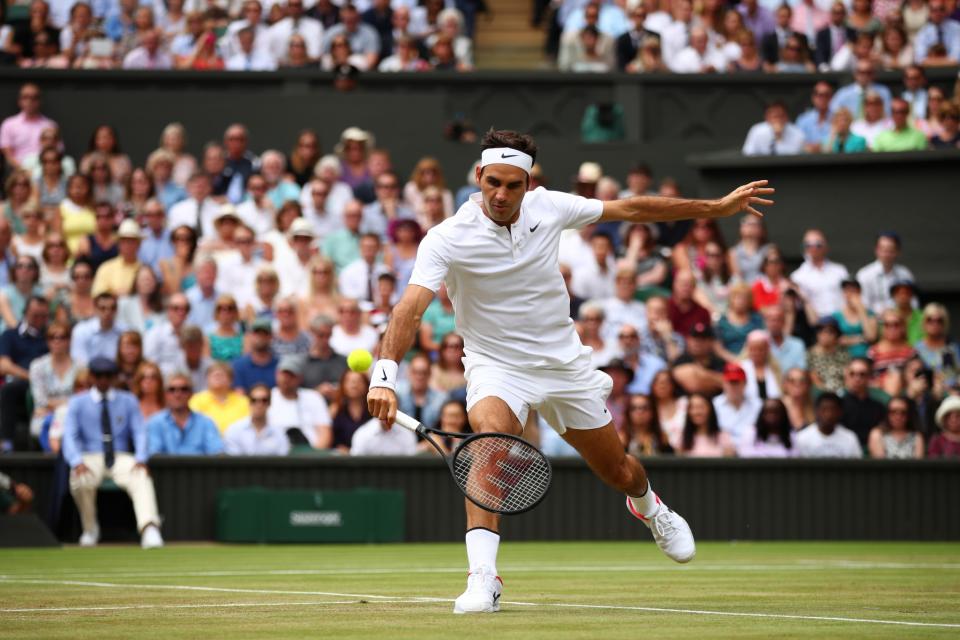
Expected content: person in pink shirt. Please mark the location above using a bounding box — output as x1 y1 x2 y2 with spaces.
0 83 56 170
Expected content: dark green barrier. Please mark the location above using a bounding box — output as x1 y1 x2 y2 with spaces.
217 487 404 543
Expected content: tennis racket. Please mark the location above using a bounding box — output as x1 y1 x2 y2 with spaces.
393 410 552 515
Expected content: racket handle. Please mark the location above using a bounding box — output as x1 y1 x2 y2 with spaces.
393 411 423 433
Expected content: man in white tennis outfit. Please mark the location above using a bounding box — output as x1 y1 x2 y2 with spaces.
367 130 774 614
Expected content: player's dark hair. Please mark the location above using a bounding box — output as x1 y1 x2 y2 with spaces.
480 129 538 164
681 393 720 452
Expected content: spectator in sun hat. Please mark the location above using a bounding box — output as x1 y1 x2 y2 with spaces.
573 161 602 198
91 219 142 298
929 395 960 458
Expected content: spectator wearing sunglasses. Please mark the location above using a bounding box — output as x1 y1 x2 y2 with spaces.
790 229 849 317
224 383 289 455
146 371 223 455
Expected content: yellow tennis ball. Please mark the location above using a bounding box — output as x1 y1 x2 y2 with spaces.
347 349 373 373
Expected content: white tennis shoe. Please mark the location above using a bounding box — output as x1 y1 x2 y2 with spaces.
140 524 164 549
78 527 99 547
626 496 696 563
453 566 503 614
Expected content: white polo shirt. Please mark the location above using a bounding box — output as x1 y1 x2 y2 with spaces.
409 188 603 370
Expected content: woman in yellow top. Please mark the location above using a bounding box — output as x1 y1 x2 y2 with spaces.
188 362 250 433
58 174 96 254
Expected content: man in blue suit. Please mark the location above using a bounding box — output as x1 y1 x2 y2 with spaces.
63 357 163 548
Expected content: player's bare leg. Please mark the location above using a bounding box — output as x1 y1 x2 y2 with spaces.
562 423 696 563
452 397 522 614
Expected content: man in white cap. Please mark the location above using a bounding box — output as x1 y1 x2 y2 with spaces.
278 217 316 298
367 129 774 614
91 219 142 297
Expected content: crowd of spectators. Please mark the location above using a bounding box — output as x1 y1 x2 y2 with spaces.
0 82 958 467
550 0 960 74
0 0 481 72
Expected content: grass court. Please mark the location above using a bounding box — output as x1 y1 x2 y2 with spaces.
1 540 958 639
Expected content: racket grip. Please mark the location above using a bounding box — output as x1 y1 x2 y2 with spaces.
393 411 422 433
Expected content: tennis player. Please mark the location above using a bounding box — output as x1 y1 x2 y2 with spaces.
367 130 774 614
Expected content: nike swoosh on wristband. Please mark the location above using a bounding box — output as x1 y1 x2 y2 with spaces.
529 221 541 233
501 153 518 158
380 370 387 381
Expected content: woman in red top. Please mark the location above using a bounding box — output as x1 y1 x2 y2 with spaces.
187 31 224 70
751 246 789 310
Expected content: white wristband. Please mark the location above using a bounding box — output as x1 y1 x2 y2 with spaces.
369 359 399 391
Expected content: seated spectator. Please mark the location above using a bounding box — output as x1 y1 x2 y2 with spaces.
159 225 199 296
330 297 378 356
616 324 666 395
39 231 72 303
868 396 925 459
672 218 725 280
173 325 212 393
851 92 893 149
425 8 472 68
869 309 917 393
431 332 467 394
831 60 892 116
931 102 960 149
833 279 876 359
0 256 43 332
185 256 219 330
14 205 46 263
847 0 883 35
781 367 815 429
671 25 727 73
64 357 163 548
807 316 851 392
396 352 447 429
302 314 348 403
117 265 165 334
678 393 736 457
115 330 144 391
339 233 388 307
559 25 615 72
713 363 762 443
418 283 455 357
321 33 371 71
70 291 123 367
740 330 782 400
55 257 95 326
224 383 290 456
322 3 379 69
751 246 790 311
122 28 173 69
794 392 862 458
728 215 770 284
137 200 173 274
773 33 815 73
914 304 960 390
651 369 689 449
403 156 453 222
914 0 960 65
329 369 372 453
147 371 224 455
82 125 132 185
623 223 669 292
889 280 923 344
742 101 805 156
873 98 929 151
144 293 191 376
0 471 34 515
600 264 648 339
145 152 186 211
268 354 332 449
622 393 674 457
350 416 418 456
716 283 764 360
0 296 50 451
667 271 710 337
929 395 960 458
132 361 164 420
272 296 310 357
189 361 250 433
790 228 849 317
217 226 264 312
28 320 77 444
91 219 142 298
840 358 886 448
762 304 807 373
242 265 281 326
207 294 243 363
225 25 277 71
738 398 794 458
673 322 725 396
855 231 914 316
879 25 913 69
232 317 278 392
822 107 868 153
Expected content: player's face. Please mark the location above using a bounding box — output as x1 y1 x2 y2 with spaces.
476 164 528 225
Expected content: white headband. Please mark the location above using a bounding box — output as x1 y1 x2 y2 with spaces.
480 148 534 174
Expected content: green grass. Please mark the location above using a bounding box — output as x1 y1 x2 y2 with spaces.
1 541 959 639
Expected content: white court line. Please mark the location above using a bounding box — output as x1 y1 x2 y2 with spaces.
1 577 959 629
3 561 959 581
0 601 359 614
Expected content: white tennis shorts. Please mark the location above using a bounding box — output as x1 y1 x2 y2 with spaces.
464 352 614 434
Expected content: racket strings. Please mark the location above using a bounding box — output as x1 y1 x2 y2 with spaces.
453 436 551 513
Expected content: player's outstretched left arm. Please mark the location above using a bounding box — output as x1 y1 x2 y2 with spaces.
600 180 775 223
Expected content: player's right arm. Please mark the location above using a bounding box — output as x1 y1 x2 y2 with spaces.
367 283 435 425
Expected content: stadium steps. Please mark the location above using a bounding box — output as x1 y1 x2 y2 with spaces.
473 0 550 70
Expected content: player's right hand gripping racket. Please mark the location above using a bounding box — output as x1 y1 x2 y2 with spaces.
393 411 552 515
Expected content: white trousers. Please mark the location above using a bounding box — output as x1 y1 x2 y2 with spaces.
69 452 160 534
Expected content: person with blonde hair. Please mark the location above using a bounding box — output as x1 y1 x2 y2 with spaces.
404 156 454 220
131 361 165 420
716 282 763 360
822 107 868 153
739 329 782 400
157 122 197 187
189 361 250 433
